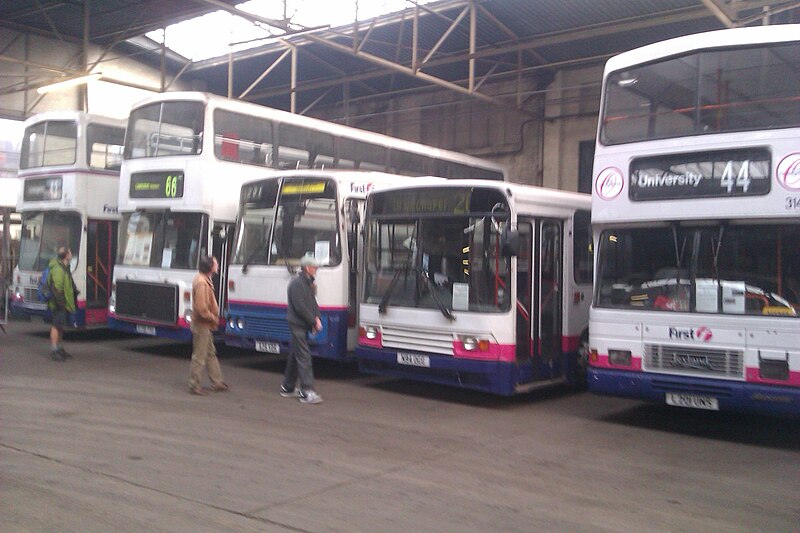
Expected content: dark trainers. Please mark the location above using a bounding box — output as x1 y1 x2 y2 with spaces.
299 390 323 404
280 385 300 398
50 350 65 361
58 348 72 359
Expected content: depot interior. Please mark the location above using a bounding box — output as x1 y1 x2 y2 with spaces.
1 0 799 297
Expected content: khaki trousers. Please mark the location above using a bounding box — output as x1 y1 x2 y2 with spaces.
188 323 223 389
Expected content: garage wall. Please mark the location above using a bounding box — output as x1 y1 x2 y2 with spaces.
314 66 602 190
0 29 203 121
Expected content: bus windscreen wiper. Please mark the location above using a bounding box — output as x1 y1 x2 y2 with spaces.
415 267 455 322
378 265 409 315
242 239 270 273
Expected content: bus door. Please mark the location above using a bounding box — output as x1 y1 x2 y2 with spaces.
515 220 533 363
86 219 117 315
212 223 234 313
345 198 365 335
536 220 563 378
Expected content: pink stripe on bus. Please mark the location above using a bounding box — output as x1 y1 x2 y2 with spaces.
590 354 643 371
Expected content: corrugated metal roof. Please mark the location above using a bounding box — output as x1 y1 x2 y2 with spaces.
3 0 798 111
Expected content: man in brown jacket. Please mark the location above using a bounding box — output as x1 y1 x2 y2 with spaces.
188 255 228 395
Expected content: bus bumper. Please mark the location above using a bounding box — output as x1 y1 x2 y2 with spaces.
225 305 349 361
588 368 800 418
108 316 193 341
355 346 518 396
11 301 88 328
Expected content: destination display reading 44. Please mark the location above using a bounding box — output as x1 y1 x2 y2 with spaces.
130 171 185 199
629 148 770 201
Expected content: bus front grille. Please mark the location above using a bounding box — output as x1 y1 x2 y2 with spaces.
115 280 178 324
242 316 291 340
381 325 453 356
23 287 39 302
644 344 743 379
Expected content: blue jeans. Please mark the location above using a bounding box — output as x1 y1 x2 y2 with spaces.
282 326 314 392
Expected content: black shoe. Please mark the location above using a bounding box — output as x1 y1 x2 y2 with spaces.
51 351 65 361
58 348 72 359
280 385 300 398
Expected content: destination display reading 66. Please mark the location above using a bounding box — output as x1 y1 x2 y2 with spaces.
130 171 185 199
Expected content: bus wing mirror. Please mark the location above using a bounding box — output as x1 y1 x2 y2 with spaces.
501 226 520 256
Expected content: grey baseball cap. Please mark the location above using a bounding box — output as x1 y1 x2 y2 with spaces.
300 254 319 268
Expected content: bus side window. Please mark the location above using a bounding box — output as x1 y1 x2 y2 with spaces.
212 109 274 167
572 210 593 284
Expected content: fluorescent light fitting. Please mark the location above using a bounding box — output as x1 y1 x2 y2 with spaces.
617 78 637 87
37 72 102 94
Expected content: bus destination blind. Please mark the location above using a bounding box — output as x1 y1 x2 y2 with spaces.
629 148 770 201
23 176 62 201
130 171 184 199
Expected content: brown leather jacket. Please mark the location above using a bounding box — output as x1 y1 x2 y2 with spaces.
191 272 219 329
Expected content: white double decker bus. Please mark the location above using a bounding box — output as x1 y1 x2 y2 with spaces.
589 25 800 417
110 92 505 341
357 181 592 395
11 111 125 328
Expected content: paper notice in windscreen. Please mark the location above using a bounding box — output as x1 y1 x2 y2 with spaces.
452 283 469 311
161 248 173 268
315 241 330 264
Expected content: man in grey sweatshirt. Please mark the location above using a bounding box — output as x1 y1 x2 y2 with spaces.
281 254 323 404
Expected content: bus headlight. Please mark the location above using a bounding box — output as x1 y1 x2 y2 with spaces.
236 318 245 330
184 309 193 324
363 326 378 340
458 335 490 351
228 317 236 329
609 349 632 366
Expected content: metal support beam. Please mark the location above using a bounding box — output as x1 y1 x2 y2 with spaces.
160 29 166 92
737 2 800 25
476 3 548 66
0 54 77 75
701 0 736 28
473 63 498 93
300 87 334 116
0 34 22 57
81 0 90 111
468 0 476 93
356 18 377 53
290 43 297 113
421 6 468 65
33 0 66 42
191 0 503 107
411 4 418 72
239 48 291 99
164 59 193 91
227 45 233 98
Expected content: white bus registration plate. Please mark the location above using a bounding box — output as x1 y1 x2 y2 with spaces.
255 341 280 354
666 393 719 411
397 352 430 367
136 324 156 336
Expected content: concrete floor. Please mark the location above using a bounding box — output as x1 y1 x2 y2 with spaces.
1 318 798 533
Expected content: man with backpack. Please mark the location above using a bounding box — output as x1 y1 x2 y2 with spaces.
47 246 77 361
